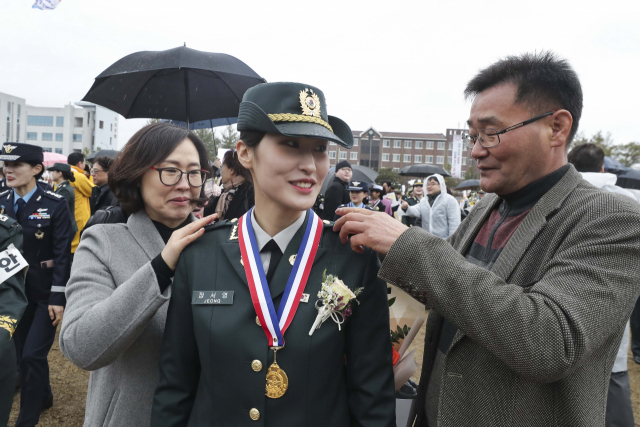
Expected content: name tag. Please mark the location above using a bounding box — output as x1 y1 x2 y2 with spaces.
192 291 234 305
0 244 29 285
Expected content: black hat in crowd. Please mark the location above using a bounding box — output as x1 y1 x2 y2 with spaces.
0 142 43 163
237 82 354 148
47 163 71 173
347 180 369 192
413 180 424 187
335 160 352 171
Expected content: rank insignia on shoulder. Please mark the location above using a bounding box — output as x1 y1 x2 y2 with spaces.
230 224 238 240
46 191 63 199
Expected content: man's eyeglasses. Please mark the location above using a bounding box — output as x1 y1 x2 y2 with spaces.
152 167 210 187
90 168 104 174
463 111 555 149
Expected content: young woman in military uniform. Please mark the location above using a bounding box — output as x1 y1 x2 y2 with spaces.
47 162 78 239
152 83 395 427
0 143 72 427
333 181 373 220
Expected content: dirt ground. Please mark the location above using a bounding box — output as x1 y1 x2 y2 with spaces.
9 319 640 426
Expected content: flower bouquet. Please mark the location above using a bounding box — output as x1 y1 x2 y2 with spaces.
309 270 363 335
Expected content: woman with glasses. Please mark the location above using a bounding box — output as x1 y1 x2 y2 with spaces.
59 123 216 427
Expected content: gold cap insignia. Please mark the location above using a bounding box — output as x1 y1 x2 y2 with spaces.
352 181 361 186
299 89 321 118
3 145 17 153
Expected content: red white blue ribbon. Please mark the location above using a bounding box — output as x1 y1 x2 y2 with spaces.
239 208 323 347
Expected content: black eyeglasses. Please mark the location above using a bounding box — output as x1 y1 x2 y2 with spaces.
152 167 210 187
463 111 555 149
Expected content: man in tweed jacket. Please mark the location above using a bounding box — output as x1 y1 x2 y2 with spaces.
334 52 640 427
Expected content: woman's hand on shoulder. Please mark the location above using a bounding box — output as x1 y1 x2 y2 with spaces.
161 214 217 270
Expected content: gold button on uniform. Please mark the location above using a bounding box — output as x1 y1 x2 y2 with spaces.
251 360 263 372
256 316 261 326
250 408 260 420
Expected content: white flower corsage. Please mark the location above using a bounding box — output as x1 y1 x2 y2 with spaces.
308 270 363 336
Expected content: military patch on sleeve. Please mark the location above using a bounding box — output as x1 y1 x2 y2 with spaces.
45 191 63 199
0 190 10 198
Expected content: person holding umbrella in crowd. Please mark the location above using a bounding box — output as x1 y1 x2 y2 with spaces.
0 142 72 427
370 184 392 215
334 180 373 220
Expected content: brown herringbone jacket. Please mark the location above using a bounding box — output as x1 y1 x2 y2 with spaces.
379 165 640 427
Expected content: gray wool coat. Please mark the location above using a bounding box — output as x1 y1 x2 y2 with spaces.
60 210 182 427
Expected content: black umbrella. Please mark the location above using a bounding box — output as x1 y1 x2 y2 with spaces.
399 164 450 178
604 156 628 174
320 165 378 195
87 149 119 161
616 169 640 190
455 179 480 190
82 45 266 124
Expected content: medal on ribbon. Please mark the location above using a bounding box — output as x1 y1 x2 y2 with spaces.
238 208 323 398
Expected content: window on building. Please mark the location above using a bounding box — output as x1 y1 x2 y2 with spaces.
74 117 83 127
27 132 37 140
56 117 64 127
462 157 467 165
382 153 390 161
350 152 357 160
437 141 445 150
73 134 82 142
55 148 62 154
329 151 336 159
42 147 52 152
383 140 390 147
426 141 434 149
448 156 452 164
393 140 401 148
404 140 412 148
329 141 336 146
55 133 63 141
42 133 53 141
415 141 423 149
392 168 400 172
392 154 400 162
353 138 358 146
403 154 411 162
425 155 434 163
99 121 104 129
449 144 453 151
436 156 444 164
339 151 347 159
27 116 54 126
415 155 422 163
110 123 113 131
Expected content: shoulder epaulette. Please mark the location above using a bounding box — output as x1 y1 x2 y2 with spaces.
0 189 10 198
44 190 64 200
204 218 235 233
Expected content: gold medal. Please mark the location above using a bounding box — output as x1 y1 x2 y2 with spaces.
265 348 288 398
35 230 44 239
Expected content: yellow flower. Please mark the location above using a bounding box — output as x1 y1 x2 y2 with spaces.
331 278 356 308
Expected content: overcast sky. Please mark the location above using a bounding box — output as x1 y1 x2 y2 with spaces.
2 0 639 149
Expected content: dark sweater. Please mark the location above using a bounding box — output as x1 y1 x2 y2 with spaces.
150 218 191 293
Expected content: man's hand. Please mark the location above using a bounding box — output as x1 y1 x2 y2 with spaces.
49 305 64 326
333 208 408 255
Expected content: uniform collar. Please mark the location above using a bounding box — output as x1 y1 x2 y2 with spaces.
251 209 306 254
14 184 38 207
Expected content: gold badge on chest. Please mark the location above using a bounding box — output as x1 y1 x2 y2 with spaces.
35 230 44 239
265 348 288 398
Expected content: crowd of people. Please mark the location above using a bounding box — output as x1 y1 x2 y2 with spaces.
0 50 639 427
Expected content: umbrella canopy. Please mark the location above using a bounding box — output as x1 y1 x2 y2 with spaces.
615 169 640 190
87 149 119 161
82 46 266 123
455 179 480 190
399 164 450 178
320 165 378 195
43 152 67 167
604 156 628 174
161 117 238 130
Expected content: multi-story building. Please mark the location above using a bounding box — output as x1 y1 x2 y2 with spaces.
0 91 118 155
328 127 474 176
1 92 27 143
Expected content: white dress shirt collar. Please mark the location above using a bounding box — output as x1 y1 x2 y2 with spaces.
251 209 307 253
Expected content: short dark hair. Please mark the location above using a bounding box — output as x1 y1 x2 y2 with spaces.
94 156 114 172
465 51 583 144
222 150 252 183
68 152 85 167
568 143 605 173
383 180 394 189
109 122 211 214
427 176 439 184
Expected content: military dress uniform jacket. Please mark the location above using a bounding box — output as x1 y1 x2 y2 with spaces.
151 215 396 427
55 180 78 235
0 214 27 423
0 186 72 306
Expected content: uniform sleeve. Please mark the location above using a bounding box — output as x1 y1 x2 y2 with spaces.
446 197 461 237
49 198 72 306
0 224 27 354
402 200 421 218
345 249 396 426
59 226 170 371
151 251 200 426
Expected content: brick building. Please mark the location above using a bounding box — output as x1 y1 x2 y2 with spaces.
328 127 474 176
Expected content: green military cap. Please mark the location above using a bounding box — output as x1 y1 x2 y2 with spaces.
237 82 354 148
47 163 71 173
413 180 424 187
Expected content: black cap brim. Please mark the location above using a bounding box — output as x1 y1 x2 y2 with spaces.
237 102 353 148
